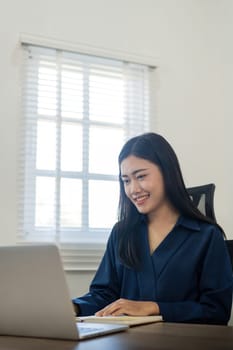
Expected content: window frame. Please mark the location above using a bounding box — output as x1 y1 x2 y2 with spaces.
18 36 156 270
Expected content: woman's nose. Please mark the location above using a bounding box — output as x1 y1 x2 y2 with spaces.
129 179 141 194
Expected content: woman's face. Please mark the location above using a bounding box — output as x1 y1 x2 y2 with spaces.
120 155 168 217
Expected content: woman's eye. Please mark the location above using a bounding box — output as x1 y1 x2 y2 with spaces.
137 174 145 180
122 178 129 184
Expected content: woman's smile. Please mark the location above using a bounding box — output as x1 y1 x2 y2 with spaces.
132 193 150 206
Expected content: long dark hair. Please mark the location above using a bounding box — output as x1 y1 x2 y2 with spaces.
117 132 223 268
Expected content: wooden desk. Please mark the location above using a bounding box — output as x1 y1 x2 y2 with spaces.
0 322 233 350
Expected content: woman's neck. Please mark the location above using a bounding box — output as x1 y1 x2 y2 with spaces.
147 202 180 229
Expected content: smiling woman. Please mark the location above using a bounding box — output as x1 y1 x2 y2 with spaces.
73 132 233 325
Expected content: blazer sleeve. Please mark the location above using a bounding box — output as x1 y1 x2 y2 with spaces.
157 228 233 325
72 226 121 316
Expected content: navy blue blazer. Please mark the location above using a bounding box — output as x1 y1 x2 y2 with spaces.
73 216 233 324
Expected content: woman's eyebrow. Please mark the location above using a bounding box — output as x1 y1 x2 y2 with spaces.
121 168 148 177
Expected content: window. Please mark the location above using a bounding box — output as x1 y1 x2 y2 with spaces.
18 43 153 269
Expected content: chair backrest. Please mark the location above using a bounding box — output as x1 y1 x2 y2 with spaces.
187 183 216 221
187 183 233 270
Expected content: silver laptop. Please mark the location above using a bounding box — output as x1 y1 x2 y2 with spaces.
0 244 128 340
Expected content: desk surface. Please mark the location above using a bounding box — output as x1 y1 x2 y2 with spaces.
0 322 233 350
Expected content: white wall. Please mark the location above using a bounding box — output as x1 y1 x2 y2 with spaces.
0 0 232 322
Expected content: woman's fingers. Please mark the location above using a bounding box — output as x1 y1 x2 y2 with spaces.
95 299 160 317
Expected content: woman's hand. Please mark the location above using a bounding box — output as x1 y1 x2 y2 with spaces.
95 298 160 317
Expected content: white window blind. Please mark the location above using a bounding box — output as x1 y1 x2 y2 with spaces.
18 44 152 269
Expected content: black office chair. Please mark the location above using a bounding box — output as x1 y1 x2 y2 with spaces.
187 183 216 221
187 183 233 269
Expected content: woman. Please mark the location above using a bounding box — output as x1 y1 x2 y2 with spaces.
73 132 233 324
